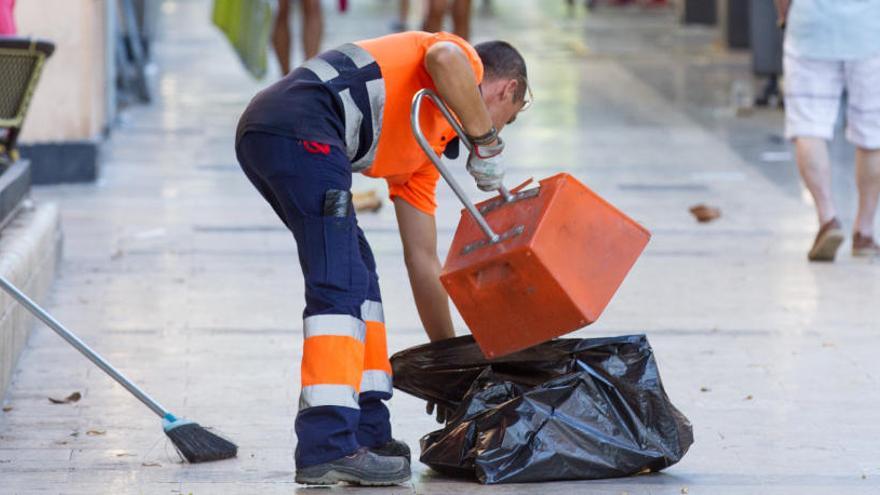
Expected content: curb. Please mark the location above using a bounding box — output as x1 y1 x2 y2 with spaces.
0 202 63 399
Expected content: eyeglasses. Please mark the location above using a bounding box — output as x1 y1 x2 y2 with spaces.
520 78 534 111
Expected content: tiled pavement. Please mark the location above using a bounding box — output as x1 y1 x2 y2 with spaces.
1 0 878 493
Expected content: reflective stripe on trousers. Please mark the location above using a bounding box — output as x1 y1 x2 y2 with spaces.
360 300 393 395
299 314 365 410
298 301 392 410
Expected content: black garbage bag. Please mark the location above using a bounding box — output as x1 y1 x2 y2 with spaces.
390 334 693 484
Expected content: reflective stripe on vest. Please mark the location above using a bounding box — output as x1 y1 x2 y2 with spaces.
301 43 384 172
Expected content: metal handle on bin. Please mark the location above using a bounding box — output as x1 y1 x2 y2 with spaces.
410 89 512 243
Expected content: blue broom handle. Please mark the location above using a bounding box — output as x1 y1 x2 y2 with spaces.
0 274 170 418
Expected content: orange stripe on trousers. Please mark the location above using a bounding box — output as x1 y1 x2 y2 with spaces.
301 335 365 390
363 321 392 374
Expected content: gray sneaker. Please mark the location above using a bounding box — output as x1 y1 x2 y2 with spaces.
295 448 411 486
369 438 411 463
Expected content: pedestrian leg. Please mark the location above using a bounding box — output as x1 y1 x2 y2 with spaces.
272 0 292 75
423 0 448 32
795 136 838 225
451 0 472 40
301 0 323 60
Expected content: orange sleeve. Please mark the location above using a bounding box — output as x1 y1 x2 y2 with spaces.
420 32 484 84
388 161 441 216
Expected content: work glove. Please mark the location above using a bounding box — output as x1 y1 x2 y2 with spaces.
425 400 453 424
466 138 505 192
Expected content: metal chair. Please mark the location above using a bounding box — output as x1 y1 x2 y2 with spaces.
0 37 55 169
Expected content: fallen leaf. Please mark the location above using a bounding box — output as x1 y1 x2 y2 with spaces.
142 462 162 467
681 488 689 494
48 392 81 404
744 395 753 400
54 440 69 445
70 432 79 437
700 386 711 393
861 473 867 479
689 204 721 223
2 406 11 412
86 430 106 436
115 453 136 457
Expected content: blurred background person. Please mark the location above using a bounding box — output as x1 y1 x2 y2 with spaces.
777 0 880 261
423 0 471 40
391 0 409 32
272 0 323 75
0 0 15 35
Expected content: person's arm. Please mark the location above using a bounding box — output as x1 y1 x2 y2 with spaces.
393 197 455 342
424 41 495 143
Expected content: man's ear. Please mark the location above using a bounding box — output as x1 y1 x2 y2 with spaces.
504 78 519 103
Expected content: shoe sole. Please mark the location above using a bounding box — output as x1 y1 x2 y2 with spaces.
295 469 411 486
808 228 844 262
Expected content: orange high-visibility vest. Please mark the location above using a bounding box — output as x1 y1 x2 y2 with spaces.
356 32 483 215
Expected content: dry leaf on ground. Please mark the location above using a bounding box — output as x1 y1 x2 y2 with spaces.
48 392 81 404
142 462 162 467
2 406 12 412
689 204 721 223
86 430 106 436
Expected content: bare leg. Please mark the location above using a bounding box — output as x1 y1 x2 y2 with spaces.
399 0 410 24
422 0 448 32
301 0 323 60
272 0 291 75
795 136 837 225
854 147 880 236
451 0 471 40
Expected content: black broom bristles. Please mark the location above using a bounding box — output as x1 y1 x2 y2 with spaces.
164 421 238 463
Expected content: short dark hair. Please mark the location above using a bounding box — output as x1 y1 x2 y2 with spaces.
474 41 528 100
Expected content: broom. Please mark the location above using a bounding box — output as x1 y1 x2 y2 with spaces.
0 275 237 463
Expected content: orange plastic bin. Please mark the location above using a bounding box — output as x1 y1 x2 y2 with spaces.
412 90 651 358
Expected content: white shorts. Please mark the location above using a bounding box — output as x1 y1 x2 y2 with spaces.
784 52 880 149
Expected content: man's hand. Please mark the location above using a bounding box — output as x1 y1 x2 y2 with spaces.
467 139 505 191
426 401 453 424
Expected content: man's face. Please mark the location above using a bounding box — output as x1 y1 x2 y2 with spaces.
479 78 528 134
